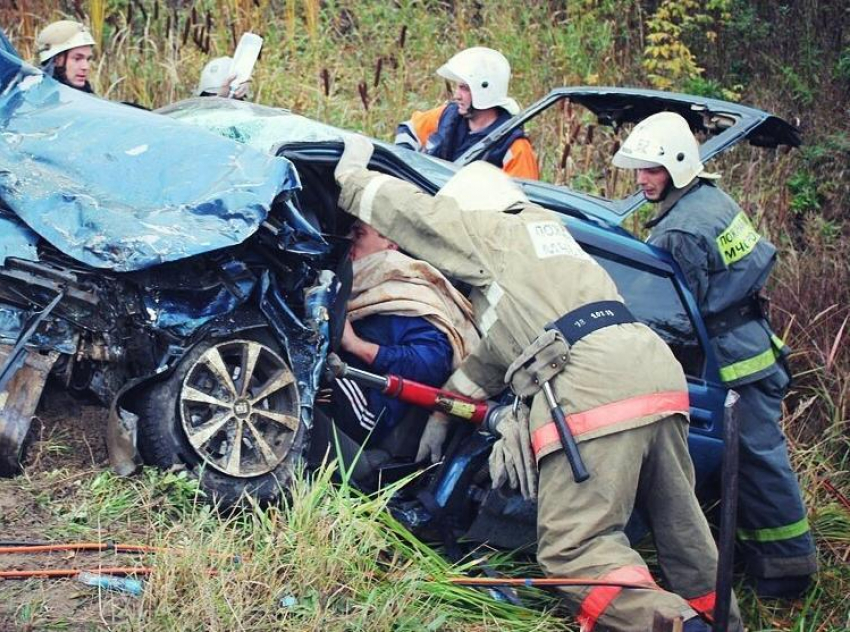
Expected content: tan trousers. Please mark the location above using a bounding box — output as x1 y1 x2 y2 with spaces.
536 414 743 632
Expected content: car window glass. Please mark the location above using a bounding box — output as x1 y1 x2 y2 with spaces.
587 247 705 377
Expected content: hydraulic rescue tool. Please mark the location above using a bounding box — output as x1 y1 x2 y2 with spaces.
327 353 589 483
326 353 496 427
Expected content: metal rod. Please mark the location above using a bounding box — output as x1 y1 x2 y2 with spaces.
713 389 740 632
542 382 590 483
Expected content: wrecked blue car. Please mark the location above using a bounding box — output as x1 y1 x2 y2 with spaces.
0 40 800 549
0 45 340 506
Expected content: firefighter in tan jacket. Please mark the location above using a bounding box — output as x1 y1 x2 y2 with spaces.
334 136 742 632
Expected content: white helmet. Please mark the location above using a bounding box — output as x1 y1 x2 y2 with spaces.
196 56 233 96
612 112 719 188
437 47 520 116
36 20 95 64
436 161 528 212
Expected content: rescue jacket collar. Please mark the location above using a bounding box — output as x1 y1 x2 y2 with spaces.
644 178 705 229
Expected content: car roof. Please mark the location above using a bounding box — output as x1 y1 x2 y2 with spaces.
160 88 800 228
460 87 800 224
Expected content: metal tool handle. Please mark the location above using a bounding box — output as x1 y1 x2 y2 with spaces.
542 382 590 483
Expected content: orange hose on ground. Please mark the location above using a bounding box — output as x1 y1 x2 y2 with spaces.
0 567 154 579
448 577 663 590
0 543 164 555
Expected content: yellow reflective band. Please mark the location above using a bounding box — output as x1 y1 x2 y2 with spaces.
716 212 761 266
770 333 786 350
718 347 777 383
737 517 810 543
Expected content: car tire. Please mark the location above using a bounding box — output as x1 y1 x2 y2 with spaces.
136 329 305 507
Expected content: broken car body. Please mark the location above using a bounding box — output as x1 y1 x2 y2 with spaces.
0 40 801 548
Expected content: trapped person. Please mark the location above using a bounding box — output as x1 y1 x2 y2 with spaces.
395 47 539 180
330 221 479 445
613 112 817 599
35 20 95 92
333 136 742 632
196 56 249 99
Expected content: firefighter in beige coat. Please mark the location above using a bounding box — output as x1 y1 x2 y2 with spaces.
334 135 742 632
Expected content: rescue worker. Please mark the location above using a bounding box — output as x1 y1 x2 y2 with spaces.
612 112 817 599
331 220 478 444
195 56 249 99
334 134 743 632
395 47 539 180
35 20 95 92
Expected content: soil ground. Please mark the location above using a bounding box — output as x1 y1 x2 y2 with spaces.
0 385 136 632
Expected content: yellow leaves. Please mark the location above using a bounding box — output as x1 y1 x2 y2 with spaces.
642 0 725 90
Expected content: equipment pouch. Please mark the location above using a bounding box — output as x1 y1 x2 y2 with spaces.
504 329 570 398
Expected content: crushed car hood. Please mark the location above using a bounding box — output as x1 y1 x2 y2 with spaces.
0 48 300 272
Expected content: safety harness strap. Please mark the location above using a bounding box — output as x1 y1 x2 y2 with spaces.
545 300 636 346
531 391 690 457
577 565 657 631
704 295 762 338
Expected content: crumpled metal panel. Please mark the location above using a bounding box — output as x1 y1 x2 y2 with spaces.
0 48 301 272
0 210 39 265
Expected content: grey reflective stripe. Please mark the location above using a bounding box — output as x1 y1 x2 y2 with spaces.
358 175 395 224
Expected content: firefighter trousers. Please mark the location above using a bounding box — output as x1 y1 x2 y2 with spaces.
536 414 743 632
735 366 817 578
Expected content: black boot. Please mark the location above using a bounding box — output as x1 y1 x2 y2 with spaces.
752 574 812 599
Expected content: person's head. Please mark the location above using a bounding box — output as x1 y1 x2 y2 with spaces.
348 221 399 261
196 56 233 96
436 161 528 212
612 112 719 202
437 47 520 118
36 20 95 90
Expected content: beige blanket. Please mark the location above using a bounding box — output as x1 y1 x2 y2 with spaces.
348 250 480 368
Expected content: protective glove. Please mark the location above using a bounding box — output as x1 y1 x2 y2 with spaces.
334 134 374 183
488 403 537 500
415 412 450 464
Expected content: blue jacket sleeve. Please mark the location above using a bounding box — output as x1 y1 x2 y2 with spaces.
370 317 454 387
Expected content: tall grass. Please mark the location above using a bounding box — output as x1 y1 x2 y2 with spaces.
2 1 849 630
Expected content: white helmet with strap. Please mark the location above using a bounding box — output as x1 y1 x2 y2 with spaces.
36 20 95 64
612 112 719 188
196 56 233 96
436 161 528 212
437 47 520 116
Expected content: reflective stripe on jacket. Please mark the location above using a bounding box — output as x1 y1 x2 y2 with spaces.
647 180 786 386
337 168 688 462
395 103 540 179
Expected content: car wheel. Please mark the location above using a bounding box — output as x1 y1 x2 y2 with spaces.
137 330 304 507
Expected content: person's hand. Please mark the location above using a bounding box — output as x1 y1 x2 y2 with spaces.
488 405 537 500
335 134 374 183
415 412 450 464
217 74 249 99
340 319 357 352
339 318 379 364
